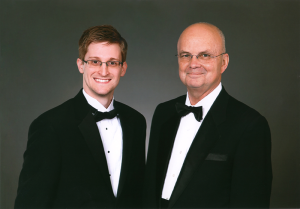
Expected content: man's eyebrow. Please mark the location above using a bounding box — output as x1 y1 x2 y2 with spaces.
199 50 211 54
179 50 211 54
87 56 100 60
87 56 119 60
179 51 191 54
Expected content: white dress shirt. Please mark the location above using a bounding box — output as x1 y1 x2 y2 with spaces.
161 83 222 200
83 89 123 197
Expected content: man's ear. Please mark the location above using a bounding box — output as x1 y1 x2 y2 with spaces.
121 61 127 77
77 58 84 74
221 53 229 74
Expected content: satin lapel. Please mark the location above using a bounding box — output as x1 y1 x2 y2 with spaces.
157 113 181 198
168 88 229 208
168 112 220 208
78 109 113 193
114 102 133 199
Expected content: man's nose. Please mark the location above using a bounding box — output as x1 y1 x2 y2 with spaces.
189 55 202 68
98 64 109 76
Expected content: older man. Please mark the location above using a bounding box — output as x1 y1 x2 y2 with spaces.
15 25 146 208
144 23 272 208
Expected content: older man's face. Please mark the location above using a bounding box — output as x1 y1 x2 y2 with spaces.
177 24 229 97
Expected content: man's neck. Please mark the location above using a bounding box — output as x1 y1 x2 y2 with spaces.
83 88 113 109
187 83 220 105
96 96 113 109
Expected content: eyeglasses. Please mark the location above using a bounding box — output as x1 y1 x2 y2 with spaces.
83 60 123 68
176 52 226 63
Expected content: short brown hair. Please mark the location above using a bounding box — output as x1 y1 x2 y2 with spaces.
78 25 128 62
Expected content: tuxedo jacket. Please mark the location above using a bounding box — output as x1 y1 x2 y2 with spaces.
144 87 272 208
15 90 146 208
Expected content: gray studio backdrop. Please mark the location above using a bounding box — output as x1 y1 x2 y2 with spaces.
1 0 299 208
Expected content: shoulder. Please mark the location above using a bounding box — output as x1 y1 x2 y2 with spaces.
115 101 146 123
215 87 264 119
154 95 186 116
224 92 269 128
29 97 76 132
208 87 270 130
149 95 185 132
228 95 263 118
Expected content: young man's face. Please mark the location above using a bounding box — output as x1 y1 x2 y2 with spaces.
77 42 127 102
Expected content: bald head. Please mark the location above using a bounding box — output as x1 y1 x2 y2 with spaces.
176 22 229 104
178 23 226 53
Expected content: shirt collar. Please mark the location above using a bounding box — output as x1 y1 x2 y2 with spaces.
82 89 114 112
185 83 222 119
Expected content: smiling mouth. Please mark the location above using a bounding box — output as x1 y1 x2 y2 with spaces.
187 72 205 76
188 72 204 74
94 78 111 83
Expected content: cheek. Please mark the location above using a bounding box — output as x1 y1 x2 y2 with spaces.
112 69 123 78
84 70 95 82
178 62 187 72
178 63 189 80
83 72 90 80
178 70 186 84
178 68 185 80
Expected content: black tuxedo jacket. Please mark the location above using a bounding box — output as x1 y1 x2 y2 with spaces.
144 87 272 208
15 90 146 208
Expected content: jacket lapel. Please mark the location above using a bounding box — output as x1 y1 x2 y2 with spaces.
114 101 134 199
168 112 220 208
78 110 113 192
156 96 186 202
74 90 114 194
157 113 182 198
168 88 229 208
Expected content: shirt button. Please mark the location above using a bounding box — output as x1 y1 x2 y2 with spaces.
106 128 108 130
172 174 175 177
180 151 182 154
108 151 110 153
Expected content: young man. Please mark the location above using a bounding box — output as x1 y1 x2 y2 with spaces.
144 23 272 208
15 25 146 208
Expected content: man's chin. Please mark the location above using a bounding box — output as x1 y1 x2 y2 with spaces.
88 89 114 99
94 92 112 98
185 81 205 89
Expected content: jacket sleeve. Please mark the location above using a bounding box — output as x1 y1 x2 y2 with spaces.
15 119 61 209
230 115 272 207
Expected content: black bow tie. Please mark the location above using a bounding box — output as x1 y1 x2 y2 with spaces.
91 108 118 122
175 102 203 122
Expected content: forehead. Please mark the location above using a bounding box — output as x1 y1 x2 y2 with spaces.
86 42 121 58
178 26 223 54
